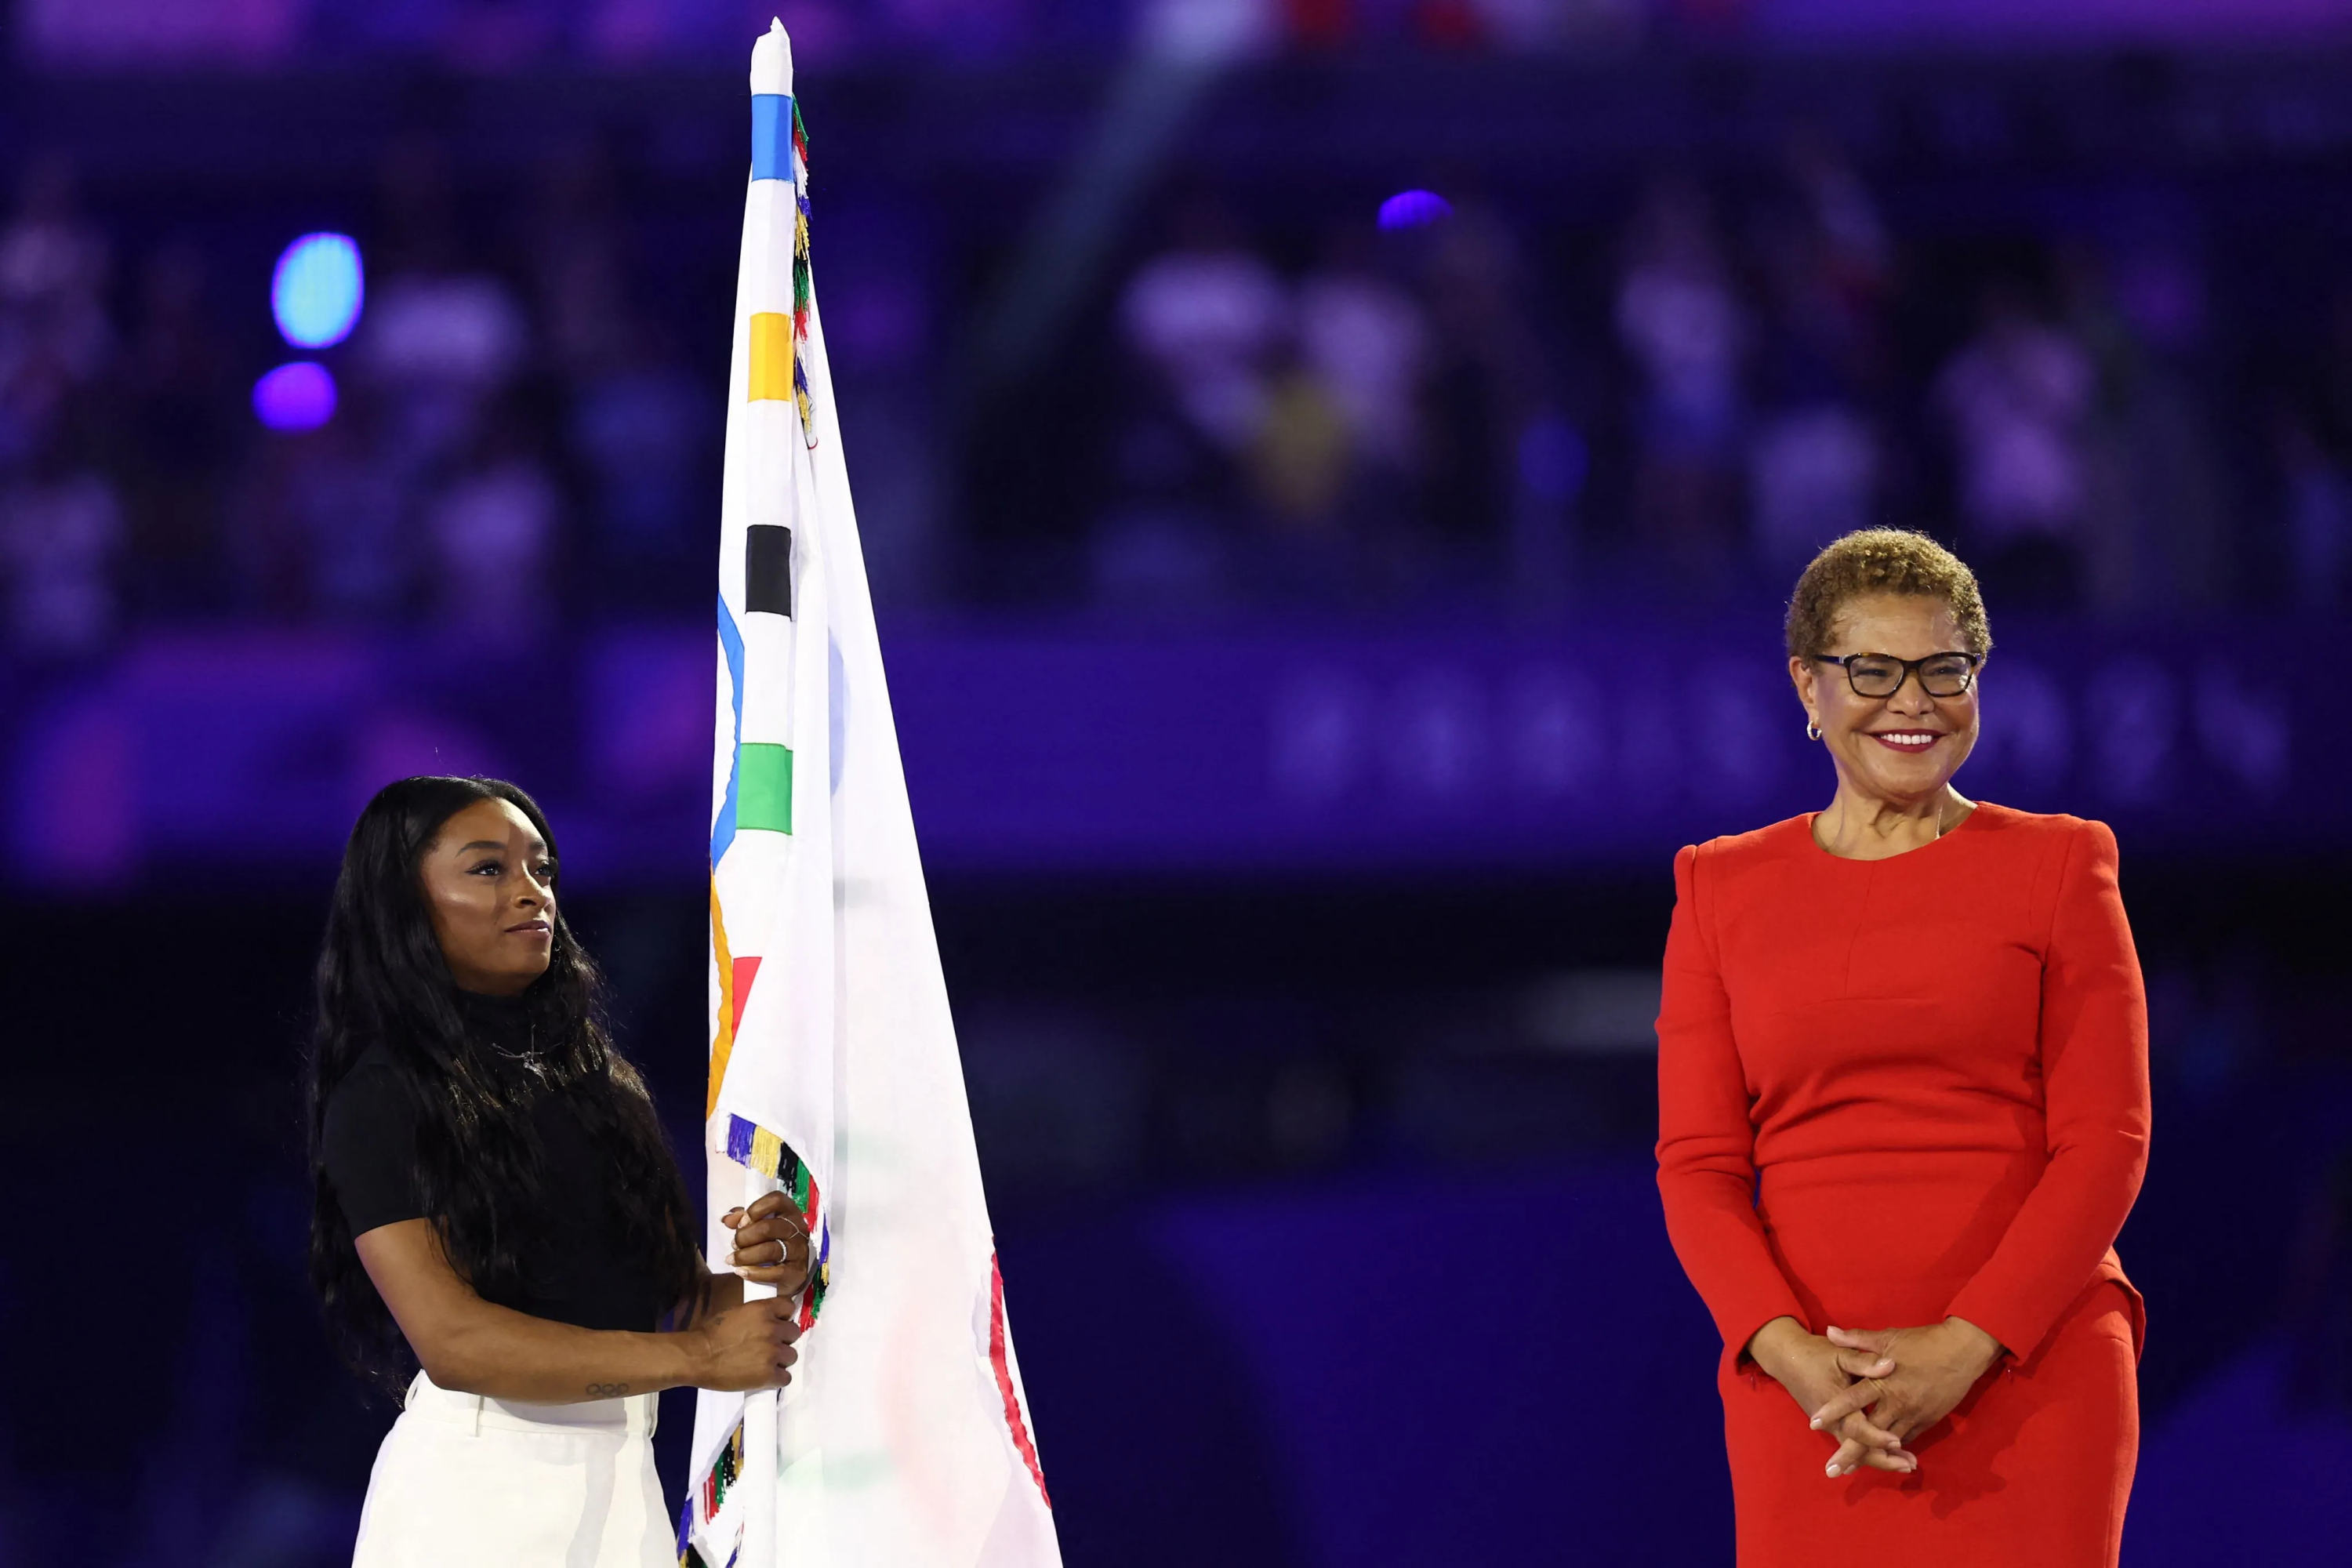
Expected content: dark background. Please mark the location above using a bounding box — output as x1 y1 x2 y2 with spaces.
3 0 2351 1563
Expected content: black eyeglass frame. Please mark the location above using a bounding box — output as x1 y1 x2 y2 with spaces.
1810 650 1984 699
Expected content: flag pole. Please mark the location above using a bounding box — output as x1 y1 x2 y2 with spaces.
732 30 797 1567
740 1177 781 1566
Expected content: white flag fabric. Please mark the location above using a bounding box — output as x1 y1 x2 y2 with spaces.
683 23 1060 1568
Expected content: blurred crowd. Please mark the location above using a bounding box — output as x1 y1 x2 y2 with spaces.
0 140 725 668
20 0 1656 72
1085 143 2352 619
6 120 2352 666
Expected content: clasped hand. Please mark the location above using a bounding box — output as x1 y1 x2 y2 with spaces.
1749 1316 2003 1479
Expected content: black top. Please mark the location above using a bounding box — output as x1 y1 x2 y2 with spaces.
320 991 670 1333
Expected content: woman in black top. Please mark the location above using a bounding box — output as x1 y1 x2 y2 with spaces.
307 775 808 1567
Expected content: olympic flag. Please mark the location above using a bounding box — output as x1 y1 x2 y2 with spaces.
683 24 1060 1568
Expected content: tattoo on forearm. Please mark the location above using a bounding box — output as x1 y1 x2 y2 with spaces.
586 1381 630 1398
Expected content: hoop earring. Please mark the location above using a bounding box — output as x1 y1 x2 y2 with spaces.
1806 720 1824 741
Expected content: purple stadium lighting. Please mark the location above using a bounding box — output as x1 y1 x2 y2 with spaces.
1377 190 1453 230
252 361 338 431
270 232 365 349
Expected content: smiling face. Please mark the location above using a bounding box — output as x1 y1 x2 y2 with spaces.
1789 592 1981 808
416 797 557 997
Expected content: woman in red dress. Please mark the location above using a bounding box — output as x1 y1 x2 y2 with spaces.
1656 528 2149 1566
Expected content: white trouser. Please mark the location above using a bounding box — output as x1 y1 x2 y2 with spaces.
350 1372 670 1568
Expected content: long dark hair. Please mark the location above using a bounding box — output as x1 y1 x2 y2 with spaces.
304 775 706 1392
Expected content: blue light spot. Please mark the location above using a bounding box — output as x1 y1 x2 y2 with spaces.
271 233 364 350
1377 190 1454 231
253 362 338 431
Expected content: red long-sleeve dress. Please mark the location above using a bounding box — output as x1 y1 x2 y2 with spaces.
1656 804 2150 1566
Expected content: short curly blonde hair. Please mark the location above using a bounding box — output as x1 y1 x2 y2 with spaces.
1784 528 1992 659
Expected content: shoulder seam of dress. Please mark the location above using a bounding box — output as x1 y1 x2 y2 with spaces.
1690 840 1723 970
2041 816 2087 953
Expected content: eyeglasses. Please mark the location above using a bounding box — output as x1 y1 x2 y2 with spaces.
1813 651 1983 699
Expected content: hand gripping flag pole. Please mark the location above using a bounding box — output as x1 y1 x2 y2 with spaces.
684 22 1061 1568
